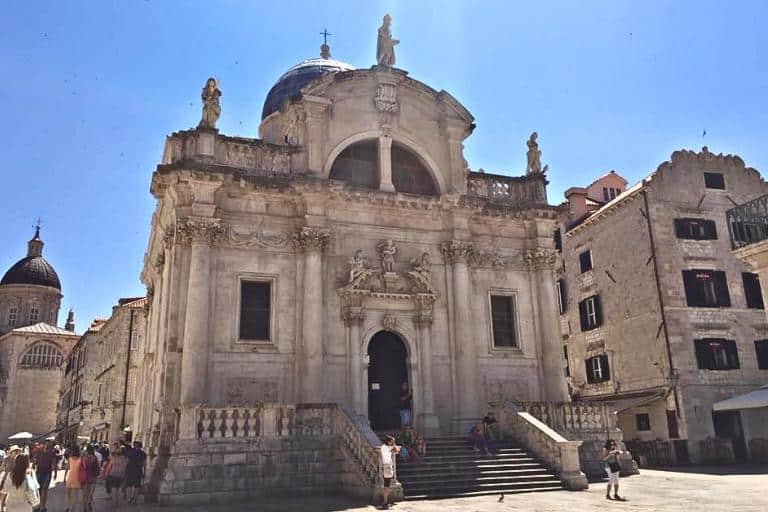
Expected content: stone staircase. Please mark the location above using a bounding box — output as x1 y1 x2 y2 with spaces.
394 435 564 500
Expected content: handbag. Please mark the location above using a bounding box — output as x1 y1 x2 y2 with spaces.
25 475 41 508
382 463 394 479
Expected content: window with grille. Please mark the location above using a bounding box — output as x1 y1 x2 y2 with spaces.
20 342 63 369
240 281 271 341
490 294 518 347
585 354 610 383
754 340 768 370
578 295 602 331
694 339 740 370
742 273 764 309
703 172 725 190
674 218 717 240
29 305 39 322
8 307 17 326
579 250 593 273
682 270 730 307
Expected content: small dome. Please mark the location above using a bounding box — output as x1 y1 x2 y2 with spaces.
1 256 61 290
262 51 354 120
1 227 61 291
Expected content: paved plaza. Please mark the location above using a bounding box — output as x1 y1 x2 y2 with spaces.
40 467 767 512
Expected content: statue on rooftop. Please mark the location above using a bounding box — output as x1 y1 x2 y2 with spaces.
526 131 547 175
198 77 222 130
376 14 399 67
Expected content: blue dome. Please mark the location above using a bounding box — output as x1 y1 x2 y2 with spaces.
262 56 354 120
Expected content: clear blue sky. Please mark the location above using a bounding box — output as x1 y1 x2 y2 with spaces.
2 1 767 330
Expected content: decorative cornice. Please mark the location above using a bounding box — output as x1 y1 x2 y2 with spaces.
292 227 331 252
176 218 223 245
413 309 433 327
342 306 365 327
440 240 474 264
471 250 524 269
223 226 292 249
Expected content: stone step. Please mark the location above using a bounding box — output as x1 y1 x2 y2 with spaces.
397 462 546 474
402 480 563 497
402 484 564 501
403 454 537 464
399 472 557 485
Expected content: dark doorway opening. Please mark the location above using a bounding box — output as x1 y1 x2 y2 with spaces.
368 331 408 431
712 410 747 460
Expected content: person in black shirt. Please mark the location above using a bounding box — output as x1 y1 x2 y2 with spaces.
125 442 147 504
399 382 412 427
482 411 500 441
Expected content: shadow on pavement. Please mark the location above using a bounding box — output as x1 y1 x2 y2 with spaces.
641 464 768 476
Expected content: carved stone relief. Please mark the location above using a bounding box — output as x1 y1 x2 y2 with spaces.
224 378 279 404
175 219 224 245
223 226 292 248
374 83 398 113
292 227 331 252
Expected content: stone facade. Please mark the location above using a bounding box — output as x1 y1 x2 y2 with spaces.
560 147 768 464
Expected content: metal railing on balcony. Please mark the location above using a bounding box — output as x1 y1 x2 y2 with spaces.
726 193 768 249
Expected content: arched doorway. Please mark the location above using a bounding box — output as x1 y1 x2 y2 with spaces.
367 331 408 431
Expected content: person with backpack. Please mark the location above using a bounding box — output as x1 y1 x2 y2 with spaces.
79 446 100 512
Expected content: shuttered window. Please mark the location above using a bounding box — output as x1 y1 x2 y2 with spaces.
585 355 610 383
578 295 602 331
755 340 768 370
490 295 518 347
694 339 740 370
674 218 718 240
239 281 271 341
682 270 730 307
742 273 764 309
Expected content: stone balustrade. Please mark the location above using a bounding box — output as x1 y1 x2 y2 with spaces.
160 403 387 505
493 402 587 490
466 171 547 205
513 400 615 433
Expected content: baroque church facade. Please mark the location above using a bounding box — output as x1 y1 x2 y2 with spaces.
134 35 568 446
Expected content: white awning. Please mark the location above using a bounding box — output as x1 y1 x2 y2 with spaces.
712 384 768 411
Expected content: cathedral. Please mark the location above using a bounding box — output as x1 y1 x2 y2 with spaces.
134 24 568 451
0 227 78 439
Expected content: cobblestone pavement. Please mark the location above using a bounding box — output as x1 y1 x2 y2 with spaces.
41 467 767 512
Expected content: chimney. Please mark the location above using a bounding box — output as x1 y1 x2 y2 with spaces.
564 187 590 221
65 309 75 332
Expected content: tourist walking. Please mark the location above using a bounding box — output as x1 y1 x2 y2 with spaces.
603 439 626 501
399 382 412 427
125 442 146 504
102 443 128 510
0 445 22 512
63 445 82 512
377 436 400 510
31 441 57 512
80 446 100 512
1 454 40 512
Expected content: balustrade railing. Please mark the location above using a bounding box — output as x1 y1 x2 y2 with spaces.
727 194 768 249
512 401 615 433
466 171 547 204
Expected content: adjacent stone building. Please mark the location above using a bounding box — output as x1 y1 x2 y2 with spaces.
559 147 768 464
0 228 78 439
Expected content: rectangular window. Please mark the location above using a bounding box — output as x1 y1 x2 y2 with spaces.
490 294 518 348
239 281 271 341
556 280 566 315
29 306 38 322
755 340 768 370
585 354 610 383
694 339 740 370
602 187 609 202
563 345 570 377
682 270 731 307
579 250 593 273
636 413 651 431
578 295 602 331
8 307 17 327
742 273 764 309
674 218 718 240
704 172 726 190
553 228 562 253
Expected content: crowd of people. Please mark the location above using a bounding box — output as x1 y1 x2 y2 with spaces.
0 440 147 512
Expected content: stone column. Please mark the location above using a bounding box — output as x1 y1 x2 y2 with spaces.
293 227 331 402
177 219 221 405
378 132 395 193
344 307 365 414
441 240 479 431
526 249 569 401
415 309 440 434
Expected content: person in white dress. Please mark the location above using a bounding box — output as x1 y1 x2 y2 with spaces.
2 454 39 512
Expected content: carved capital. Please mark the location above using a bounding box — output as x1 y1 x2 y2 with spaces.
413 309 433 327
524 248 557 270
176 219 223 245
342 307 366 327
440 240 474 264
292 227 331 252
162 227 176 249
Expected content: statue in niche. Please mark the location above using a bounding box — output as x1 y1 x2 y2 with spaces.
526 131 548 175
378 239 397 273
376 14 399 67
198 77 222 129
